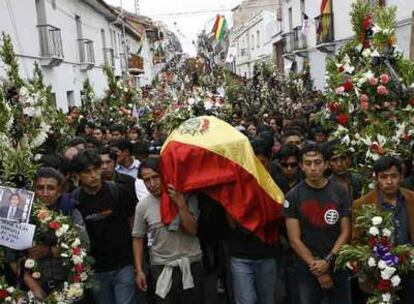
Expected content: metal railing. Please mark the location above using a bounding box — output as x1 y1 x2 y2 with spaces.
37 24 64 58
78 39 95 64
103 47 115 67
282 32 294 54
293 26 307 51
315 13 334 45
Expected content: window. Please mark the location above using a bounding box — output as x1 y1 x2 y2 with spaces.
51 0 56 9
251 34 254 50
66 91 75 108
256 30 260 48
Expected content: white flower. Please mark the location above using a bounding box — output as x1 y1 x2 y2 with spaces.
381 266 396 280
71 238 81 248
32 272 41 279
80 273 88 281
378 260 387 270
72 255 84 265
372 216 383 226
382 292 391 302
382 228 392 237
67 283 84 299
6 287 15 293
368 257 376 267
391 275 401 287
25 259 35 269
362 48 371 58
369 226 380 236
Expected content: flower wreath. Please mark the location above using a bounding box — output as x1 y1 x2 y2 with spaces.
0 201 94 303
336 204 414 304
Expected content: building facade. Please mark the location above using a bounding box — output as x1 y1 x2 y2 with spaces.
281 0 414 89
0 0 181 110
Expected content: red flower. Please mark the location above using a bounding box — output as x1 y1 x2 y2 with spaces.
362 15 373 30
338 65 345 73
380 73 390 85
343 79 354 92
48 220 61 230
328 101 340 112
401 133 410 141
73 274 82 283
377 279 392 292
368 77 378 86
409 98 414 106
368 237 377 247
74 263 84 273
360 101 369 112
377 85 389 96
337 113 349 126
0 289 9 299
363 39 371 49
370 143 385 155
72 247 82 255
359 94 369 103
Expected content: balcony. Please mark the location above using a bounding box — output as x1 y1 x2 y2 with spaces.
37 24 64 66
315 13 335 53
103 47 115 68
293 26 308 57
128 54 144 75
282 32 294 60
78 39 95 70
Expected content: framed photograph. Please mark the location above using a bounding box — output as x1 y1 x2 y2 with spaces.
0 186 34 223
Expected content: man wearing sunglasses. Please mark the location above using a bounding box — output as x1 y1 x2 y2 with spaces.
274 144 302 194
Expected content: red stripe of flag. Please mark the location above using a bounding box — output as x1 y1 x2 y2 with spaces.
160 141 283 244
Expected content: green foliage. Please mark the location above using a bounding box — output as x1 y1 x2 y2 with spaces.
0 32 24 87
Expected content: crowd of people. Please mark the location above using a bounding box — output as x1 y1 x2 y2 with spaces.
2 104 414 304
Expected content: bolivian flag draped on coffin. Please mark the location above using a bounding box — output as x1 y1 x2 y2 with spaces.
160 116 284 244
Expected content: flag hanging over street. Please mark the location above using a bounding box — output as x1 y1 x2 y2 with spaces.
160 116 285 244
212 15 227 41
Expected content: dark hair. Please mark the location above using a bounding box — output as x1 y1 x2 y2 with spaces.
133 140 150 156
282 129 304 141
138 158 160 179
71 149 102 173
251 138 271 158
39 154 61 169
114 139 133 153
300 143 326 161
99 146 118 162
373 156 402 176
94 126 106 133
35 167 66 187
257 131 274 150
68 136 87 148
323 140 350 160
110 125 125 134
277 144 300 160
85 121 95 128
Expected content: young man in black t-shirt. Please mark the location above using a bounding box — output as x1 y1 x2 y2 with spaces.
284 144 351 304
71 149 137 304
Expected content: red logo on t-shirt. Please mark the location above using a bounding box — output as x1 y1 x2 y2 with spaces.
300 200 338 227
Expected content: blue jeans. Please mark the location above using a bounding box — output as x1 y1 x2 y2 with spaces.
93 264 137 304
292 259 351 304
230 257 277 304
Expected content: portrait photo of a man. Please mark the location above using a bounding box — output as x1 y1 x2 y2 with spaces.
0 187 34 223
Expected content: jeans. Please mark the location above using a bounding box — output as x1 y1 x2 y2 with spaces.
230 257 278 304
292 259 351 304
93 264 137 304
